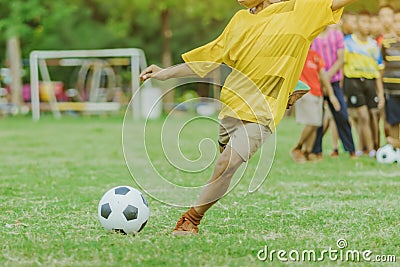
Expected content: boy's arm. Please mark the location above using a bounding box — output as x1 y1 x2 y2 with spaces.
331 0 358 11
140 63 197 82
319 69 341 111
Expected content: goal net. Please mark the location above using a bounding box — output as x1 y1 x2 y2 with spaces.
29 48 149 120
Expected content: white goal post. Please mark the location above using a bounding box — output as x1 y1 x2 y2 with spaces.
29 48 149 121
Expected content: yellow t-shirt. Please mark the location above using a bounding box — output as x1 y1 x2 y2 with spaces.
182 0 343 130
344 34 384 79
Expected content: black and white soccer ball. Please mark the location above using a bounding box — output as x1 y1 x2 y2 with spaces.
98 186 150 234
376 144 400 164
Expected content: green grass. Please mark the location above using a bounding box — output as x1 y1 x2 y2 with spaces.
0 115 399 266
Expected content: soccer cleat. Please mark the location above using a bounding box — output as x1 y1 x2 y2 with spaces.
290 148 307 163
330 149 339 157
355 150 363 157
349 151 358 159
307 153 323 162
172 216 199 236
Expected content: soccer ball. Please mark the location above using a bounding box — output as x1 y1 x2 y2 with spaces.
98 186 150 234
376 144 400 164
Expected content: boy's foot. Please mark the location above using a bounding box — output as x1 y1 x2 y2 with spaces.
172 216 199 236
349 152 358 159
290 148 307 163
307 153 323 162
330 149 339 158
355 150 363 157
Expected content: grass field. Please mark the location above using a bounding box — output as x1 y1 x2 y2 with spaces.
1 114 399 266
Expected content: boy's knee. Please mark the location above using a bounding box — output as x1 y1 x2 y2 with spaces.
215 149 243 174
369 108 379 117
358 109 370 123
359 114 370 124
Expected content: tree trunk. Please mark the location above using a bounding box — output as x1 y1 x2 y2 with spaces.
162 9 172 68
161 8 174 112
7 36 23 109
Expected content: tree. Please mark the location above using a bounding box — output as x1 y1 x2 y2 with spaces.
0 0 44 109
82 0 239 109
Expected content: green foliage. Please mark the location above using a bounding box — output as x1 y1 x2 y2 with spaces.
0 0 45 38
0 0 240 66
0 0 399 67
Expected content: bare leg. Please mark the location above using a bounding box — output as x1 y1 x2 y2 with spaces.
303 126 318 153
321 104 331 136
387 124 400 148
330 120 339 151
194 146 244 215
296 125 317 148
369 108 380 150
348 107 363 153
357 105 374 153
290 125 315 163
357 124 365 153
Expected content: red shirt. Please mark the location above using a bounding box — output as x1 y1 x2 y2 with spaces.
300 50 325 97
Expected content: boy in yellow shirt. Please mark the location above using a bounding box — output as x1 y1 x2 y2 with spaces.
140 0 358 235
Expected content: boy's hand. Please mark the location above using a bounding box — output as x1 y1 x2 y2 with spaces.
140 64 166 82
286 90 309 109
329 94 341 111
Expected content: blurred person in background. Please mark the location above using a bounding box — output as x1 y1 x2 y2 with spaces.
370 13 384 47
381 6 400 149
343 11 385 157
379 5 398 139
310 26 356 159
341 11 363 147
380 5 397 38
369 12 384 149
341 11 358 36
395 9 400 25
291 49 340 163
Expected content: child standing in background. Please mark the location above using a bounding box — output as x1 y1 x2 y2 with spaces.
291 49 340 163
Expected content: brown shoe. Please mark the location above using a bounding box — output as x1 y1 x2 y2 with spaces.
330 149 339 158
307 153 323 162
172 216 199 236
350 151 359 159
290 148 307 163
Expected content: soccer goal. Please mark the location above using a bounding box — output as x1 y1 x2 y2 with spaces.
29 48 149 121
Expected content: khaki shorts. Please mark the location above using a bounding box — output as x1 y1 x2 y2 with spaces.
295 93 323 126
218 116 271 161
